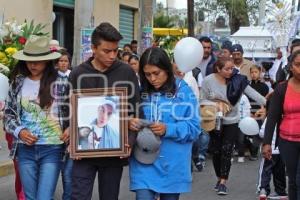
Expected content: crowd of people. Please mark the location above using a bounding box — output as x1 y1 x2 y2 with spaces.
0 21 300 200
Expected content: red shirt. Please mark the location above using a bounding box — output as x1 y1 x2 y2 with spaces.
280 83 300 141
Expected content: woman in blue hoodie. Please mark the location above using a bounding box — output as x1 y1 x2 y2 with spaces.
129 47 200 200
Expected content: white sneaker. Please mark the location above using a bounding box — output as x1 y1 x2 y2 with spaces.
237 157 245 163
259 189 267 200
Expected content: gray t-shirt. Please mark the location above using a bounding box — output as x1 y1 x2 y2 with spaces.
200 74 266 124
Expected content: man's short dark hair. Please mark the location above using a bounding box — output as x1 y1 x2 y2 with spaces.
131 40 138 45
91 22 123 46
199 36 212 44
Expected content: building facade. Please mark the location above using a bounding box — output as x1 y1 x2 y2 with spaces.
0 0 140 65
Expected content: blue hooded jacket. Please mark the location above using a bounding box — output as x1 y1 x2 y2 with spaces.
129 79 200 193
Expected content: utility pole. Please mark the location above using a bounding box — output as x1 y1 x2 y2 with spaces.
138 0 154 54
187 0 194 37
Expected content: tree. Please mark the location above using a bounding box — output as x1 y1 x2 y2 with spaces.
218 0 251 34
195 0 261 34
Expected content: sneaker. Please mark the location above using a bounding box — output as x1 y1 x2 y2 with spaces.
195 162 203 172
268 192 288 199
237 156 245 163
259 189 267 200
214 181 220 191
249 156 258 161
217 184 228 195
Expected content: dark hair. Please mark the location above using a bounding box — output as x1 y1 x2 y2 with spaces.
290 42 300 54
55 49 71 65
131 40 138 45
128 54 139 63
123 43 131 49
199 36 212 44
10 60 58 109
213 57 232 73
91 22 123 46
290 49 300 63
122 51 132 58
139 47 176 94
292 38 300 44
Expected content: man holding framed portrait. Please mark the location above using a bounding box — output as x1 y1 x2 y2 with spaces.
68 22 140 200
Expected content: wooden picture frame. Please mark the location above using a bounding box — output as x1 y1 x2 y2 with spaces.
69 87 128 158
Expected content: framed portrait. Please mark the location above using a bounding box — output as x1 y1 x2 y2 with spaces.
70 87 129 158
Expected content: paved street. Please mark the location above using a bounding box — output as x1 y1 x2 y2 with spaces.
0 156 262 200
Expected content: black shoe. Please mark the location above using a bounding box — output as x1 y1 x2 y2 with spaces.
214 181 220 191
217 184 228 195
195 162 203 172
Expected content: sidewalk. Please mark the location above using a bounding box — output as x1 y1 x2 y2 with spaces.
0 122 14 177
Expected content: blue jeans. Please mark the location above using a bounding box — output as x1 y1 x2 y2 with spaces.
192 130 210 162
17 144 64 200
135 189 180 200
62 153 73 200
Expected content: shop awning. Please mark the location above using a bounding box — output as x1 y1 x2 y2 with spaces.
153 28 188 36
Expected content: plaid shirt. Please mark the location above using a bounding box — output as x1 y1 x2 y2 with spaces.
3 74 69 159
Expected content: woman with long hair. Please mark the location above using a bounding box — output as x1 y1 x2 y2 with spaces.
129 47 200 200
4 36 69 200
200 57 266 195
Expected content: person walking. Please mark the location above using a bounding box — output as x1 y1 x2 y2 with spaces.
68 22 140 200
263 50 300 200
3 35 69 200
200 57 266 195
129 47 200 200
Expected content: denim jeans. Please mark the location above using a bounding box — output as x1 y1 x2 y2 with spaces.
192 130 210 162
135 189 180 200
17 144 64 200
62 153 73 200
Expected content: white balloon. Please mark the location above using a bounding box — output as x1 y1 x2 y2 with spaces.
174 37 203 73
238 117 260 136
0 73 9 101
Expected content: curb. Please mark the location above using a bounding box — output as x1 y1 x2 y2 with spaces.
0 160 14 177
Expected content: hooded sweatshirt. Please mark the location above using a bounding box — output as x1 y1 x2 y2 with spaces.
69 57 141 166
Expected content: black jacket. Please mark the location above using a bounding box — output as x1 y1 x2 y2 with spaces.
263 81 288 146
192 54 217 80
69 58 141 166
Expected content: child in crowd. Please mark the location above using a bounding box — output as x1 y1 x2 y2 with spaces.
56 50 72 77
235 94 251 163
55 49 73 200
247 65 269 160
257 115 287 199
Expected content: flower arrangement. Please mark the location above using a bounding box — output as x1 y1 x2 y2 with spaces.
0 19 48 76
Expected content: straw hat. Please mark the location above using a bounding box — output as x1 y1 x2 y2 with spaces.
13 35 61 61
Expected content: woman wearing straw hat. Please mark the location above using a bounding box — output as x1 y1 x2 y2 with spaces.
3 35 69 200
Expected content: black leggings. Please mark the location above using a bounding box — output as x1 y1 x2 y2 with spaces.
210 123 239 180
279 137 300 200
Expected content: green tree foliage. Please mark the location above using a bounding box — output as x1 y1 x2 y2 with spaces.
195 0 261 34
